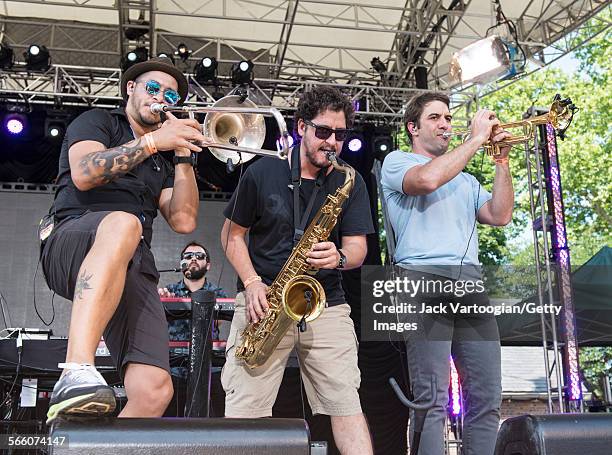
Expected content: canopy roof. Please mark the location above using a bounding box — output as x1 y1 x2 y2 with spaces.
0 0 608 117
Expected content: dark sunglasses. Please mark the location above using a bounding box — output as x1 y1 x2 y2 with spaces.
143 80 181 106
182 252 206 261
304 120 350 142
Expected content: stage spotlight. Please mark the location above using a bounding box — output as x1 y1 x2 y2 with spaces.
175 43 191 62
157 52 175 64
276 134 294 152
194 57 218 84
45 120 66 139
449 35 519 85
231 60 254 85
121 46 148 71
373 135 393 160
0 43 14 69
124 11 149 41
4 113 27 135
370 56 387 74
347 137 363 152
24 44 51 71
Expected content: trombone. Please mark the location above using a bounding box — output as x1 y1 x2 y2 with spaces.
151 95 290 165
443 95 577 157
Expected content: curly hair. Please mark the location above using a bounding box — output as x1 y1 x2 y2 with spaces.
403 92 450 144
294 85 355 134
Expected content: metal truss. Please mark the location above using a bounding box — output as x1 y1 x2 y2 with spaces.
0 0 608 118
0 180 231 201
0 61 469 121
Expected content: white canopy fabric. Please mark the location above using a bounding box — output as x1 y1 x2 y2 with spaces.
0 0 607 113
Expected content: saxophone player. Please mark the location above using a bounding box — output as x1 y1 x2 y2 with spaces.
221 86 374 455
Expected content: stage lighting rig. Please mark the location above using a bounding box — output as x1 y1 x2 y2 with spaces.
194 57 219 85
121 46 148 71
4 113 27 136
0 43 14 69
373 134 394 161
347 136 364 152
231 60 254 86
124 10 148 41
45 112 70 140
449 0 525 85
175 43 192 62
24 44 51 71
157 52 175 64
370 57 387 74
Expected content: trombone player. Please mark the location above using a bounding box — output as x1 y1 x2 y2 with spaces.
381 92 514 455
41 56 206 424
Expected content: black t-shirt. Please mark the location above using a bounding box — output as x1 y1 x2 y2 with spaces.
53 108 174 245
224 156 374 306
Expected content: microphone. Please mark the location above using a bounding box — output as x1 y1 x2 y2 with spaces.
157 260 189 273
150 103 166 114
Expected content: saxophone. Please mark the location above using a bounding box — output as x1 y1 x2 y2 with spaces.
235 153 355 368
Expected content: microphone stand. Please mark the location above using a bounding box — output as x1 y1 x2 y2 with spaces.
389 376 437 455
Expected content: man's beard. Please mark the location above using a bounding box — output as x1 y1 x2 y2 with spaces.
139 109 160 126
185 267 206 280
129 99 159 126
305 145 333 169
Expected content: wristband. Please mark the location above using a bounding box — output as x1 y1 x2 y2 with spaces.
143 132 158 155
243 275 262 288
494 157 509 165
173 154 197 167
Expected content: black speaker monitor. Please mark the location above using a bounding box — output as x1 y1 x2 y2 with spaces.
494 413 612 455
50 417 310 454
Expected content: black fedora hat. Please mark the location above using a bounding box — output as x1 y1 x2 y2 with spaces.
121 56 189 105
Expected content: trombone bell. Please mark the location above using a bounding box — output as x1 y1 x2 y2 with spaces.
203 95 266 165
149 96 290 162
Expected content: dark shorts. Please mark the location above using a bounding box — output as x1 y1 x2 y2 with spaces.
40 210 170 377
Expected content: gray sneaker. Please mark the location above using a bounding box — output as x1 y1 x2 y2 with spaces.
46 364 116 425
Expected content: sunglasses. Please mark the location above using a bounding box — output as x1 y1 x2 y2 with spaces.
182 252 206 261
142 80 181 106
304 120 350 142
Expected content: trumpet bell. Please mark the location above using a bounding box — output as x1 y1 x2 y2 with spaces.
203 95 266 164
548 98 573 131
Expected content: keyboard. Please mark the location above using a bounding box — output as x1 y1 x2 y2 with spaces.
161 297 235 321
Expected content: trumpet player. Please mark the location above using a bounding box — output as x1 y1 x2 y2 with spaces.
41 56 206 424
221 86 374 455
381 92 514 455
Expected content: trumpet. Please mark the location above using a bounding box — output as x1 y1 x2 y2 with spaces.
443 95 577 157
151 95 290 164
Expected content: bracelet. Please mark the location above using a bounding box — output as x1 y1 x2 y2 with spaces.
494 157 509 165
143 132 158 155
243 275 262 288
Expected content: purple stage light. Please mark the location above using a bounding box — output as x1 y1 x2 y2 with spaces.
545 123 582 403
276 134 294 151
6 116 25 135
450 356 461 415
348 138 363 152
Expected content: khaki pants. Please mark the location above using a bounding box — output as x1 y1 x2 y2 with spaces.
222 292 362 417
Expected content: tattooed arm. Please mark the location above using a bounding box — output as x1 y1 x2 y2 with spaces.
69 138 150 191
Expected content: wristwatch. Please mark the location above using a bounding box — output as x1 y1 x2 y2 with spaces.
173 153 197 167
337 249 347 269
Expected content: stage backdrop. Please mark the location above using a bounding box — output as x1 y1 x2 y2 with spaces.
0 189 237 336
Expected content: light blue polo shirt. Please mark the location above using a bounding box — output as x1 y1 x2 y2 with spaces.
381 150 491 279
